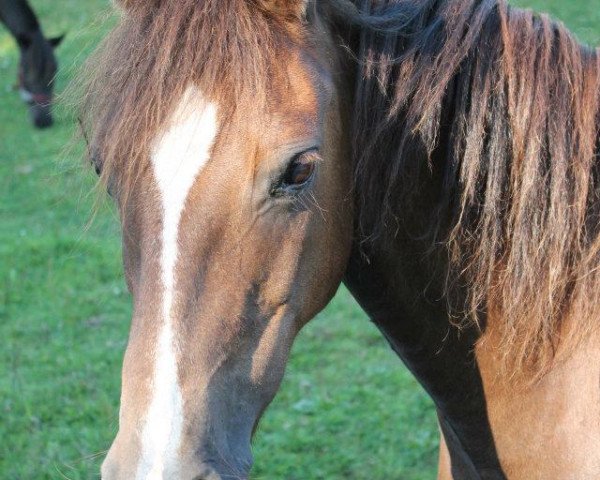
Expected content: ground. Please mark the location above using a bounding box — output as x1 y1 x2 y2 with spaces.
0 1 598 479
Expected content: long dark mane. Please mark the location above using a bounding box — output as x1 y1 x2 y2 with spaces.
328 0 600 377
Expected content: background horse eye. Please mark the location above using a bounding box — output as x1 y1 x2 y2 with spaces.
282 149 318 187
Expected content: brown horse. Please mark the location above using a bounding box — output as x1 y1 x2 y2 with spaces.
78 0 600 478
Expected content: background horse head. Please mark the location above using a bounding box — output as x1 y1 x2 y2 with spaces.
16 31 63 128
77 0 600 478
0 0 63 128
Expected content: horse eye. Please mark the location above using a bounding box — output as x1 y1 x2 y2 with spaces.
282 150 318 187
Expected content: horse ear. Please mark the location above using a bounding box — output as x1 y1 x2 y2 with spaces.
49 34 65 48
259 0 309 20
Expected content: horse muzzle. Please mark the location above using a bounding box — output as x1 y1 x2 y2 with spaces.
20 88 53 128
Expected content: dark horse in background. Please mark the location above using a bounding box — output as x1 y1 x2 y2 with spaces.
0 0 63 128
78 0 600 478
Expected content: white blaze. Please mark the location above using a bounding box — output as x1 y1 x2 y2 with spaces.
136 89 218 480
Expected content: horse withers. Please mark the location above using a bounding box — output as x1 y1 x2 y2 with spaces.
0 0 63 128
78 0 600 479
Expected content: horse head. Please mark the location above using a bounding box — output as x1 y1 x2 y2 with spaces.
83 1 354 478
16 31 63 128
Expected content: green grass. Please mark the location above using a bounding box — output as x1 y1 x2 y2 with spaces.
1 1 598 478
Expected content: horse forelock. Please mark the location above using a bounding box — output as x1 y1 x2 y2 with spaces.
76 0 311 208
335 0 600 379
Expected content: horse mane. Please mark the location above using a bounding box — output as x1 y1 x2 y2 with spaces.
327 0 600 378
77 0 304 197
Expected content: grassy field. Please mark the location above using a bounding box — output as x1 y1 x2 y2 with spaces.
1 1 598 479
